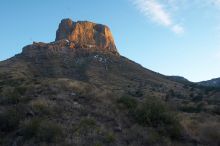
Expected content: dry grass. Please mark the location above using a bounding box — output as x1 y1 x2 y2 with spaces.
30 98 55 115
181 113 220 145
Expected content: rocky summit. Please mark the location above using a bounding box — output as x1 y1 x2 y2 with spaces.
22 19 119 58
55 18 118 54
0 19 220 146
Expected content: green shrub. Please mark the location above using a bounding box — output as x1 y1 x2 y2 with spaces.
133 98 167 126
117 96 138 110
104 132 115 143
117 96 182 139
132 97 182 139
77 117 97 130
74 117 98 136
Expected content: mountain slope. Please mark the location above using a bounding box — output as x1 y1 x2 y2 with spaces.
0 19 219 146
198 77 220 87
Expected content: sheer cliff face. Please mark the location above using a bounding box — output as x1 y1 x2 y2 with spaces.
55 19 118 54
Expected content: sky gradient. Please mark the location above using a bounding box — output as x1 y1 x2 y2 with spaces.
0 0 220 82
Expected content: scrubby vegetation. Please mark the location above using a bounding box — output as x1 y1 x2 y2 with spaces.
0 108 22 132
21 118 63 143
0 86 29 105
0 53 219 146
118 96 182 139
117 95 138 110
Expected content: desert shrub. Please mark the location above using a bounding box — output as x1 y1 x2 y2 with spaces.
0 87 18 104
14 86 27 95
168 89 175 97
93 142 103 146
21 118 42 139
166 89 186 99
117 96 182 139
132 97 181 139
0 108 21 132
134 103 163 126
147 128 161 144
158 120 182 139
117 96 138 110
128 90 143 97
0 86 29 105
192 93 203 102
104 132 116 143
179 104 203 113
117 95 183 141
74 117 98 137
73 117 102 145
78 117 97 130
134 98 168 126
21 118 63 143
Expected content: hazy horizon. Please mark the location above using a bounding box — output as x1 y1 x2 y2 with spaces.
1 0 220 82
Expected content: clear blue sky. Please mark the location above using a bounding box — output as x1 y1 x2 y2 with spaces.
1 0 220 82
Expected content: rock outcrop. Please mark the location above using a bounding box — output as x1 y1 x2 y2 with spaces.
55 19 118 54
22 19 119 58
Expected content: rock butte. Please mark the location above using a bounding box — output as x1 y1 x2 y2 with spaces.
22 18 119 57
55 19 118 54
